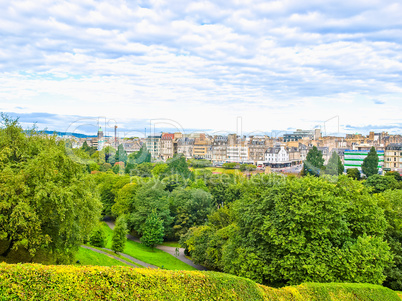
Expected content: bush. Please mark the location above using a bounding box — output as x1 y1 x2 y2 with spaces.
89 227 107 248
0 263 399 301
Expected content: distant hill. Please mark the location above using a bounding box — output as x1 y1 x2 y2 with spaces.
25 130 111 139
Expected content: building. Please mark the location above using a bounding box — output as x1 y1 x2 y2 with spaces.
344 149 384 174
264 145 291 168
146 135 162 159
283 129 319 142
193 140 210 159
226 145 249 162
248 136 269 163
160 133 177 160
177 137 194 159
212 136 228 162
384 143 402 173
122 139 142 155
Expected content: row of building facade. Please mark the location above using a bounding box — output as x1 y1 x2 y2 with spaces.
75 128 402 174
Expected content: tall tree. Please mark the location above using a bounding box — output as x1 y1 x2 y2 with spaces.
0 114 102 263
362 147 379 177
112 217 128 253
140 211 164 248
115 144 128 164
302 146 324 176
325 151 344 176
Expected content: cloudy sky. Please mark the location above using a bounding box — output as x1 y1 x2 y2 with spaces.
1 0 401 136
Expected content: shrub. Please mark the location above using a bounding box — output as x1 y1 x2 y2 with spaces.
0 263 399 301
89 227 107 248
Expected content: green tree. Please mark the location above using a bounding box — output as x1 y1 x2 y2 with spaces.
347 168 361 180
362 147 379 177
0 114 102 263
365 174 399 193
115 144 128 164
89 226 107 248
302 146 324 176
94 173 130 216
126 180 172 236
169 188 214 239
140 211 164 248
81 141 96 156
112 217 128 253
223 162 238 169
386 171 402 182
152 162 169 178
325 151 344 176
167 154 192 179
379 190 402 290
184 175 392 286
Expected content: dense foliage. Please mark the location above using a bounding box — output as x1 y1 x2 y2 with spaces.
0 115 101 264
302 146 324 176
182 174 395 287
1 263 399 301
362 146 379 177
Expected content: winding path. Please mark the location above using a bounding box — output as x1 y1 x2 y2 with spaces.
104 220 207 271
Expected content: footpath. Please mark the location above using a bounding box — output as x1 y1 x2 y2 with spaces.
104 220 207 271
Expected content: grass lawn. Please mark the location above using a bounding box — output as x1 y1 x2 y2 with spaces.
204 167 243 175
161 241 181 248
101 223 196 271
75 247 128 267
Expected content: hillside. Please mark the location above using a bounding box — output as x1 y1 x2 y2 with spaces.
0 263 399 301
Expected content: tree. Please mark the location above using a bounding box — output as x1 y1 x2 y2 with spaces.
223 162 238 169
362 147 379 177
152 162 169 178
89 226 107 248
115 144 128 164
303 146 324 176
126 180 172 236
140 211 164 248
365 174 399 193
184 175 392 286
81 141 96 156
94 173 130 216
386 171 402 182
167 154 192 179
169 188 214 239
378 190 402 290
347 168 361 180
325 151 344 176
0 114 102 263
112 217 128 253
240 164 256 172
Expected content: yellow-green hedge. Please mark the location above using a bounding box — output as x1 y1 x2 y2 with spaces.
0 263 399 301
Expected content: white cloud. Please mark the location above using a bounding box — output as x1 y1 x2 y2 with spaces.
0 0 401 133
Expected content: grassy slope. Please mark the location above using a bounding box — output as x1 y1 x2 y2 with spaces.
0 264 400 301
75 247 128 267
102 223 196 271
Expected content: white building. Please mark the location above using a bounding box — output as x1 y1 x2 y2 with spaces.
264 145 291 168
226 146 249 163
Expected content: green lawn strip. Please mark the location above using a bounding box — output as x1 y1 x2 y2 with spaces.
86 245 142 267
204 167 242 174
161 241 181 248
74 246 128 267
101 222 196 271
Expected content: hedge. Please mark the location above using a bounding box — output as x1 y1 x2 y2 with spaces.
0 263 400 301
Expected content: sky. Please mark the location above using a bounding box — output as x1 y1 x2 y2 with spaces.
1 0 401 137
